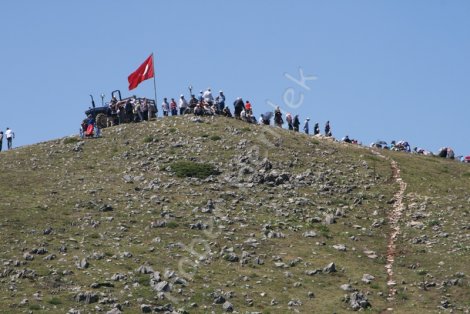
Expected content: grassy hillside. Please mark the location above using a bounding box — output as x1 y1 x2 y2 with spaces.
0 116 468 313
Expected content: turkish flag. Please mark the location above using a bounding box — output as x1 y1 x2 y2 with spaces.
128 54 154 90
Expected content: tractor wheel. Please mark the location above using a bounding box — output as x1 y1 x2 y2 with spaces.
95 113 108 129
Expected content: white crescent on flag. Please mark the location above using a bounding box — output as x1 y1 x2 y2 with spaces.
143 64 149 77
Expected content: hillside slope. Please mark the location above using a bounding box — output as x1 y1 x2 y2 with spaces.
0 116 469 313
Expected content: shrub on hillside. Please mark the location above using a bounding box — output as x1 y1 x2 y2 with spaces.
63 137 80 145
169 161 219 179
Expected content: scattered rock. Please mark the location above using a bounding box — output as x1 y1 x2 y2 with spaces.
76 258 89 269
98 204 113 212
75 291 99 304
362 274 375 284
140 304 152 313
348 292 370 311
323 262 337 273
333 244 347 251
303 230 317 238
222 301 234 312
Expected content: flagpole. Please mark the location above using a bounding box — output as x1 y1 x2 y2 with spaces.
152 53 158 118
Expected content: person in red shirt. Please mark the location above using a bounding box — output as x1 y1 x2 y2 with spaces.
170 98 178 116
245 101 252 115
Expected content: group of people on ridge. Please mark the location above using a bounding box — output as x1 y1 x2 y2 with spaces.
107 96 157 126
161 89 230 117
76 86 467 162
160 88 334 137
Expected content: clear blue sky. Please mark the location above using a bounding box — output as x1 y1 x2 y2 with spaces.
2 1 470 156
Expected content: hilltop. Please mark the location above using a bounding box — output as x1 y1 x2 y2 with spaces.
0 116 469 314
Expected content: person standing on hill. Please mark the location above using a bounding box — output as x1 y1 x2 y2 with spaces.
179 95 188 115
233 97 245 119
293 115 300 132
170 98 178 116
5 128 14 150
217 91 226 112
162 98 169 117
203 88 214 105
286 113 293 130
245 100 253 115
313 123 320 135
303 118 310 134
325 121 331 136
0 131 3 151
274 106 283 128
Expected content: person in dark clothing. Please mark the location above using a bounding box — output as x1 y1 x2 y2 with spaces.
274 106 283 127
188 95 198 113
325 121 331 136
125 100 133 122
0 131 3 151
222 106 233 117
313 123 320 135
217 91 226 112
293 115 300 132
233 97 245 119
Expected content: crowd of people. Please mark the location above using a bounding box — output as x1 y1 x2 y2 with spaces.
106 96 157 126
158 88 336 138
155 87 468 162
369 139 465 161
80 96 157 138
74 86 470 163
0 128 15 151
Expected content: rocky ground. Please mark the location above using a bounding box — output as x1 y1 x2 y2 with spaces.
0 116 468 313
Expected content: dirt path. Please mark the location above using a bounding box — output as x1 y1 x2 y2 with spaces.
371 151 407 300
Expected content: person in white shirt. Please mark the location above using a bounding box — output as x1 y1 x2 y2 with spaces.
202 88 214 105
162 98 169 116
5 128 14 150
179 95 188 115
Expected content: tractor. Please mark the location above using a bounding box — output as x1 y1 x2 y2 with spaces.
85 90 156 129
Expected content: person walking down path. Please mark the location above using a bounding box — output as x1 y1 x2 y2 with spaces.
5 128 15 150
0 131 3 151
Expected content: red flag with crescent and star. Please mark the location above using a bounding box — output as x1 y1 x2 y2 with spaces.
128 54 154 90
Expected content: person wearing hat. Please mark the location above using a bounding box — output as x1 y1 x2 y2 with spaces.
303 118 310 134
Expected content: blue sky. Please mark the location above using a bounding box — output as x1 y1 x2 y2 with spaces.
2 1 470 156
